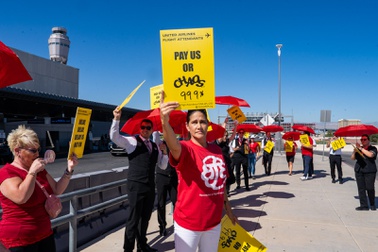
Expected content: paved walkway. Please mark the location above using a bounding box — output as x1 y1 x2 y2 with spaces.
80 148 378 252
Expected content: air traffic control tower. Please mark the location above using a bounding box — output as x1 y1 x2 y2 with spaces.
48 27 71 64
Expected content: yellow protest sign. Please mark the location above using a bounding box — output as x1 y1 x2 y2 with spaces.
299 134 310 146
118 80 146 110
160 27 215 110
227 106 246 123
263 140 274 153
205 109 213 131
331 137 346 151
150 84 163 109
285 141 294 152
218 215 267 252
68 107 92 159
339 137 346 147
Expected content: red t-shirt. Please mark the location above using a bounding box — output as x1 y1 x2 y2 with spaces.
169 140 227 231
0 164 53 248
249 142 260 153
301 137 313 157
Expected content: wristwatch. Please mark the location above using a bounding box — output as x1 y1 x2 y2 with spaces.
65 168 74 176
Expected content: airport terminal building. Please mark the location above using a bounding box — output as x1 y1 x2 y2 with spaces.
0 27 139 158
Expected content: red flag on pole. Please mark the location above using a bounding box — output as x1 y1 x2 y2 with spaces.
0 41 32 88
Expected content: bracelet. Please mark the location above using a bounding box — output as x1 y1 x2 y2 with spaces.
28 171 36 177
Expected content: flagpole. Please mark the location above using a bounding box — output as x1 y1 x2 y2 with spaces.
276 44 283 153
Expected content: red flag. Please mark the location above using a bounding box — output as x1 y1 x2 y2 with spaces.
0 41 32 88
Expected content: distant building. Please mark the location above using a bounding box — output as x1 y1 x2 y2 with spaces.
0 27 138 156
338 119 361 128
223 112 316 133
11 47 79 98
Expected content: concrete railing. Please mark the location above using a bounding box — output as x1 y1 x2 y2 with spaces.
52 178 128 252
1 168 130 252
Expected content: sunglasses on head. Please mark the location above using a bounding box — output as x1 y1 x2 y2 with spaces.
141 125 152 130
20 147 40 154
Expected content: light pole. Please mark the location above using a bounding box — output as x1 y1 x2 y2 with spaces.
276 44 283 153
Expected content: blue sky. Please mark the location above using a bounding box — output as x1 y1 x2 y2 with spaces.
1 0 378 124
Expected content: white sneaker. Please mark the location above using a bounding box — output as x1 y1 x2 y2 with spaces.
300 176 308 181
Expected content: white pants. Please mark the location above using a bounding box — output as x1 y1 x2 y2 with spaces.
174 221 221 252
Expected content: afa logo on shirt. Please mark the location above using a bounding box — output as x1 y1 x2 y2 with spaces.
201 155 227 190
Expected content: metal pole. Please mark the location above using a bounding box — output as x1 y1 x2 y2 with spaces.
69 196 78 252
276 44 283 153
322 121 326 161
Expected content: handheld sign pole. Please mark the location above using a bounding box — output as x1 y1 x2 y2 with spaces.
117 80 146 111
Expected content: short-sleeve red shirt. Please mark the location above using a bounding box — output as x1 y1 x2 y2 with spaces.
169 140 227 231
0 164 53 248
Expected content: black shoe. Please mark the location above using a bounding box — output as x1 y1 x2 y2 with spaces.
137 244 158 252
371 206 376 211
332 179 336 183
355 206 369 211
245 187 250 191
236 185 241 189
159 227 167 236
339 179 343 184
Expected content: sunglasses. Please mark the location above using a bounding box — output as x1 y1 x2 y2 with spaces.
360 138 368 141
141 125 152 130
20 147 40 154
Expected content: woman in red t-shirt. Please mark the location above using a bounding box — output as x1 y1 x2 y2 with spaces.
284 137 298 175
248 137 261 179
160 97 238 252
0 125 78 251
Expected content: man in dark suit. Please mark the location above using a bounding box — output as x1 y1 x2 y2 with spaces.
110 108 168 252
231 130 250 191
152 132 177 237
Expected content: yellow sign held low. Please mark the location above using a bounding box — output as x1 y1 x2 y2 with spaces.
263 140 274 153
218 215 267 252
299 134 310 147
285 141 294 152
331 137 346 151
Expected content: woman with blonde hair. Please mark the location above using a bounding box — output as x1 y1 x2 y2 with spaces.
0 125 78 251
